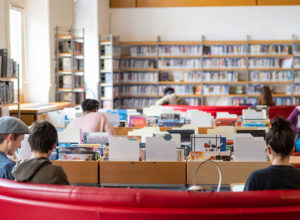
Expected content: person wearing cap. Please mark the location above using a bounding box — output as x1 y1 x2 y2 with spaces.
12 121 69 185
67 99 115 135
0 116 29 180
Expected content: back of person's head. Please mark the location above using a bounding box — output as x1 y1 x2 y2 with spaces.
28 121 57 153
266 117 295 157
259 86 274 106
81 99 99 112
164 87 175 96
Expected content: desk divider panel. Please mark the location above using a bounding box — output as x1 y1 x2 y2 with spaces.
187 161 270 185
52 161 98 184
99 161 186 185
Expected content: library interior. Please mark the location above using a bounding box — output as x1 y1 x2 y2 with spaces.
2 0 300 219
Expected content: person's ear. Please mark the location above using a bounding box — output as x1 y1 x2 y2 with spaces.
266 145 272 155
6 134 14 142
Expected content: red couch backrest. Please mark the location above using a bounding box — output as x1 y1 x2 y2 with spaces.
165 105 296 120
1 179 300 220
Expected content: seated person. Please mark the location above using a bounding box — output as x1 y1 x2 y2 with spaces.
287 107 300 136
12 121 69 185
0 116 29 180
244 117 300 191
68 99 115 135
258 85 274 106
155 87 187 106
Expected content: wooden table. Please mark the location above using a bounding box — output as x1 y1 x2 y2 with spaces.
52 161 98 184
100 161 186 186
10 102 71 125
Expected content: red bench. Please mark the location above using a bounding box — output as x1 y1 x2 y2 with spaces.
1 179 300 220
165 105 296 120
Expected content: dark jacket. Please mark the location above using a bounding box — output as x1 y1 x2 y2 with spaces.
12 157 69 185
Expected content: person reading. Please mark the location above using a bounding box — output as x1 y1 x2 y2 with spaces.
12 121 69 185
155 87 187 105
244 118 300 191
258 85 274 106
68 99 115 135
0 116 29 180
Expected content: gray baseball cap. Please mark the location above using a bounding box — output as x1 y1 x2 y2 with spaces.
0 116 30 134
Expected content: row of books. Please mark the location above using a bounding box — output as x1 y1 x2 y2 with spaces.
0 81 14 104
58 40 83 54
158 59 202 69
159 45 202 56
100 45 121 56
58 75 84 89
119 85 158 95
101 59 119 70
229 97 257 106
248 58 280 68
119 72 158 82
203 45 247 55
202 85 229 95
101 86 119 99
293 58 300 68
130 46 157 56
120 59 156 69
293 84 300 95
202 58 246 69
0 49 19 78
119 98 158 109
158 85 195 95
58 92 85 105
59 58 84 71
202 71 238 81
250 71 293 82
249 45 290 55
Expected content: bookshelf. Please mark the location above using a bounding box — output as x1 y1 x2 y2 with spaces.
55 26 85 106
99 34 121 109
0 49 20 117
99 36 300 108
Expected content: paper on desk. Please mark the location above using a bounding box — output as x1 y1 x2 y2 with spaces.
104 112 120 127
45 110 65 128
189 110 213 127
146 137 177 161
109 136 139 161
216 112 237 119
234 133 266 161
207 126 235 139
242 109 267 120
58 127 81 143
153 133 181 148
16 135 31 160
128 127 160 143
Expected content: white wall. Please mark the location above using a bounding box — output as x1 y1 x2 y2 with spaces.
49 0 74 101
23 0 51 102
74 0 99 99
0 0 8 48
110 6 300 41
98 0 109 35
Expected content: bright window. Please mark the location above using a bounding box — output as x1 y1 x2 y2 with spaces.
9 7 23 89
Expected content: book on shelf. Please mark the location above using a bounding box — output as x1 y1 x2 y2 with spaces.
0 81 14 104
59 75 72 88
58 40 72 53
130 46 157 56
0 49 8 78
203 45 246 55
159 45 202 56
250 71 292 82
203 85 229 95
121 72 157 82
249 44 290 55
194 85 202 95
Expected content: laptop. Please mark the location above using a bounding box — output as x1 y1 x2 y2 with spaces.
230 183 245 192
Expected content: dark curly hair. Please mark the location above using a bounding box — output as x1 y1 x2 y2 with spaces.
81 99 99 112
266 117 295 157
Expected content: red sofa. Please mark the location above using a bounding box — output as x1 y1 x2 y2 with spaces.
1 179 300 220
165 105 296 120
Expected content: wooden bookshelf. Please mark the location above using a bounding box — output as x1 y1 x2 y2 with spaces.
257 0 300 5
110 0 136 8
55 26 85 106
137 0 256 7
99 37 299 108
